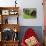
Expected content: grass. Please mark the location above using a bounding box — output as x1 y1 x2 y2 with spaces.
23 13 36 19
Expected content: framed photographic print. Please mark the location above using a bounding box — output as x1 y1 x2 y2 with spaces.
10 11 15 15
9 9 18 15
23 8 37 19
2 10 9 15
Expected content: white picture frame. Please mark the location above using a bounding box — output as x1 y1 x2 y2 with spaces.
2 10 9 15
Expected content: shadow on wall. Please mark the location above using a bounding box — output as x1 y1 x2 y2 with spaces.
18 26 43 44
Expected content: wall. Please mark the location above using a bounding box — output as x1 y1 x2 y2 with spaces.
0 0 15 7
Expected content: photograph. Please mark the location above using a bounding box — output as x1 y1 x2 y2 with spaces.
23 8 37 19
